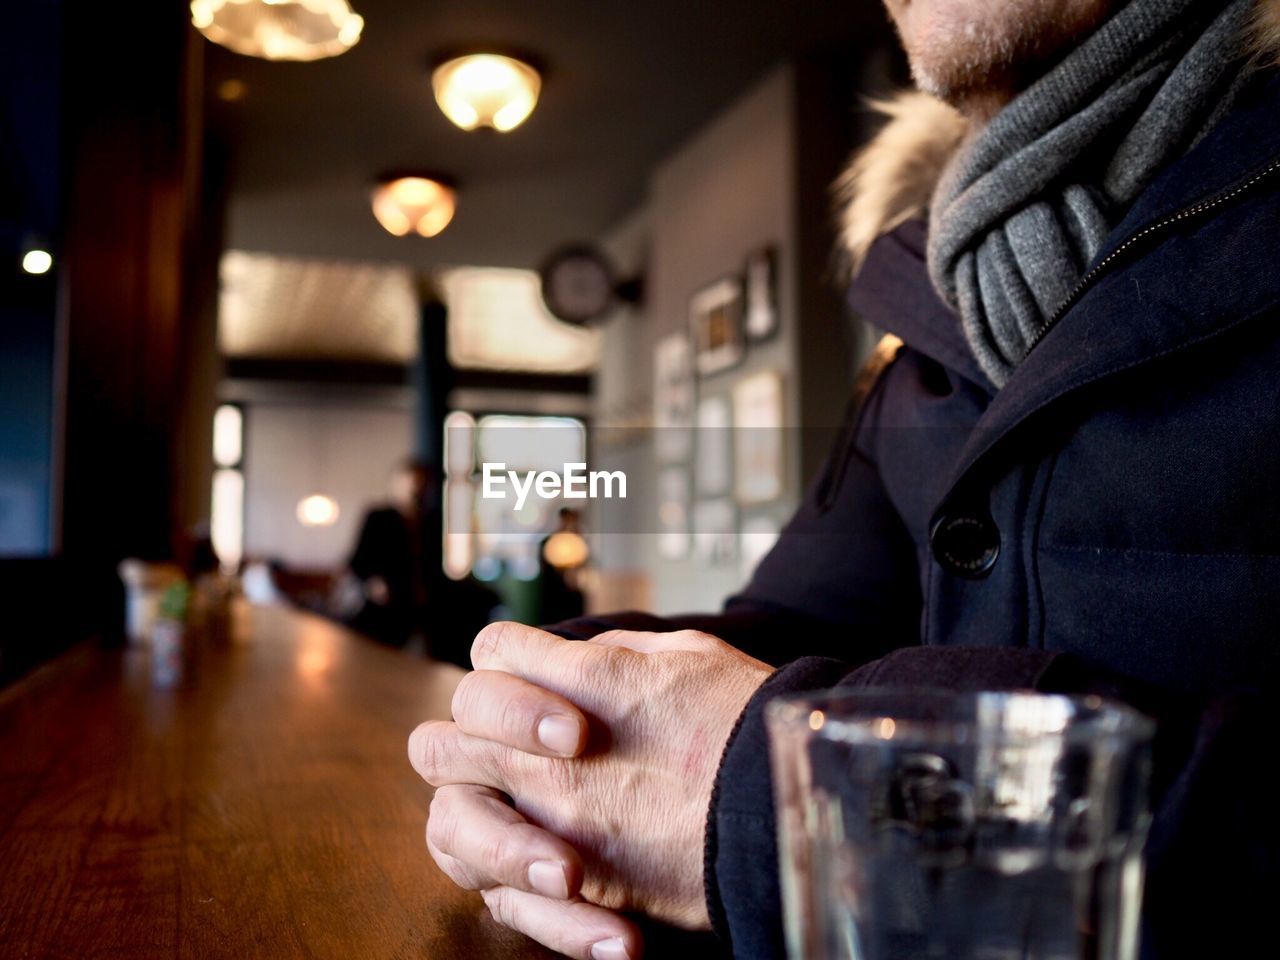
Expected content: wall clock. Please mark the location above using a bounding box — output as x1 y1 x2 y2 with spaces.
540 244 616 325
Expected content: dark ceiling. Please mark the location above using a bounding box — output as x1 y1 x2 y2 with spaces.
204 0 896 271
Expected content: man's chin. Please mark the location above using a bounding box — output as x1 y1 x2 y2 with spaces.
906 63 983 115
897 0 1114 116
910 61 958 103
909 60 1008 118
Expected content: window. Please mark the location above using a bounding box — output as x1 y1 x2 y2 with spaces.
441 267 600 372
442 412 586 580
210 403 245 572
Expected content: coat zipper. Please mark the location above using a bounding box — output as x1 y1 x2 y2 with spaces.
1026 155 1280 354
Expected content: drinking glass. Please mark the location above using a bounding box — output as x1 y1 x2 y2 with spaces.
766 689 1154 960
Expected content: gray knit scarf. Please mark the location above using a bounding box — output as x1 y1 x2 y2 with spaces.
928 0 1253 388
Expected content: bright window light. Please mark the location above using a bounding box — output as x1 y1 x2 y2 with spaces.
442 414 587 580
440 267 600 373
212 405 243 467
211 468 244 572
476 415 586 470
443 478 475 580
444 410 476 477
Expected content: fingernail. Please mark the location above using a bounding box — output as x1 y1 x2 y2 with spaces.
537 714 581 756
590 938 630 960
527 859 569 899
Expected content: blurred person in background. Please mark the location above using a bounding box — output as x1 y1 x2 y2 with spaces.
342 458 502 666
347 460 438 648
410 1 1280 959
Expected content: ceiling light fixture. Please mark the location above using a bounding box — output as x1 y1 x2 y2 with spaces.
371 175 457 238
190 0 364 62
297 493 340 527
432 54 542 132
21 249 53 275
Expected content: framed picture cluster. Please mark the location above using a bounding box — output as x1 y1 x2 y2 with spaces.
653 246 785 564
689 247 778 376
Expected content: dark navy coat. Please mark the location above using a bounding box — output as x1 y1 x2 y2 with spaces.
555 70 1280 959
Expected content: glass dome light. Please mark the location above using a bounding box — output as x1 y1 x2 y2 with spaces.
190 0 364 62
432 54 542 132
371 176 457 238
22 249 53 275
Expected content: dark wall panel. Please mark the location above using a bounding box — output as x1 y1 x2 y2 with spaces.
1 0 63 558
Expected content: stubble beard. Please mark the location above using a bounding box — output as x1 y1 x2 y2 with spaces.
891 0 1114 116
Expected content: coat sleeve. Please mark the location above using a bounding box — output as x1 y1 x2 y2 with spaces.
706 645 1279 959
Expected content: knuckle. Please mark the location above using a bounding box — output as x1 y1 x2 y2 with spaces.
456 870 487 892
471 620 516 667
678 628 720 650
484 824 521 876
426 829 460 876
425 791 455 851
449 671 480 724
487 740 517 786
544 756 587 796
482 887 520 929
496 691 534 741
412 721 452 784
430 842 484 891
560 650 597 696
425 835 454 875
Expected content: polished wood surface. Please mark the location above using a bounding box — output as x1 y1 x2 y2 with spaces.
0 601 555 959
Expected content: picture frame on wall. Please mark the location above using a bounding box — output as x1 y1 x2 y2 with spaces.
694 394 732 496
744 247 779 341
657 466 691 559
653 331 695 463
690 276 745 377
732 369 784 505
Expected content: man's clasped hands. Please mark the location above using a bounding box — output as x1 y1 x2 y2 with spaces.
407 621 775 960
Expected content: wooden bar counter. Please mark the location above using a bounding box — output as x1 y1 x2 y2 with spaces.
0 601 555 959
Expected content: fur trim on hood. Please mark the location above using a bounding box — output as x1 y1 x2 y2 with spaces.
837 0 1280 272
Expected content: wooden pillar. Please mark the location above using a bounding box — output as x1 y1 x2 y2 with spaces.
60 4 211 631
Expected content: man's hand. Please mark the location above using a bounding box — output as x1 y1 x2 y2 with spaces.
407 622 774 960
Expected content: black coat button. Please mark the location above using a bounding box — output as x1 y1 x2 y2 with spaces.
930 511 1000 578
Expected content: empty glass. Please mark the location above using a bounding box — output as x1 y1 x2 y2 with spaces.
767 690 1154 960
